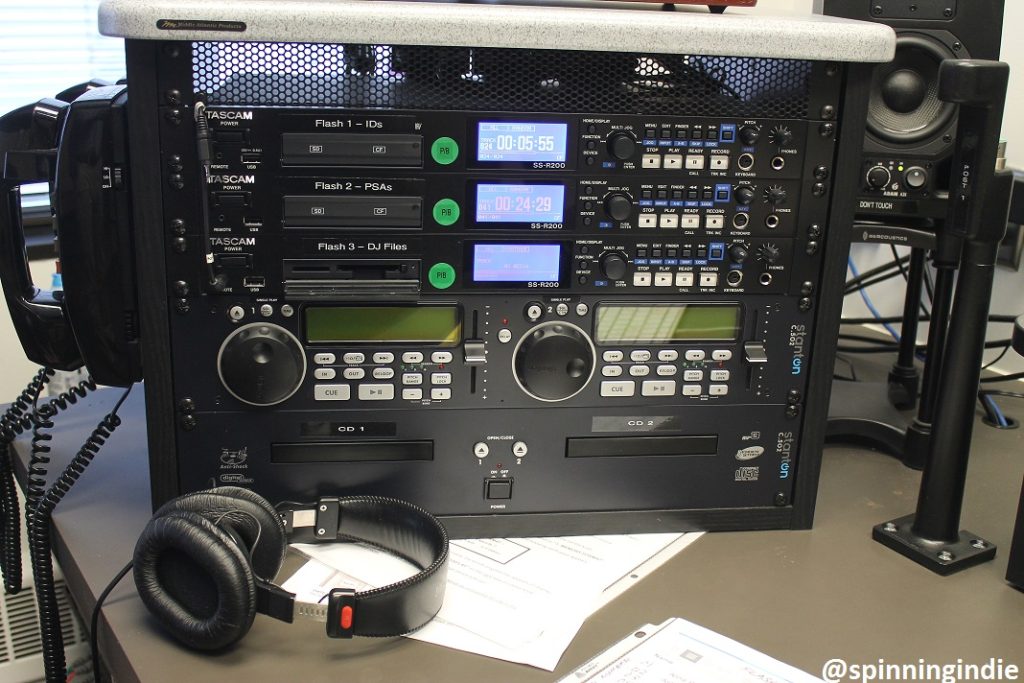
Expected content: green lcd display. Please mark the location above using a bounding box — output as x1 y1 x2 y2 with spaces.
306 307 461 345
595 304 741 344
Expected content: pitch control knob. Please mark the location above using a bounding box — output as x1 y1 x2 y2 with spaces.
606 131 637 161
757 243 781 264
218 323 306 406
513 322 595 402
734 185 755 205
599 251 629 281
739 125 760 146
604 193 633 221
728 243 750 264
768 125 793 147
866 166 891 190
764 185 788 205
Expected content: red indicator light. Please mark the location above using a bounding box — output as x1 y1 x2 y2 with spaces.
340 605 353 629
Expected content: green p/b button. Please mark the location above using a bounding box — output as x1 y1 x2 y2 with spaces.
433 198 460 226
428 262 456 290
431 137 459 165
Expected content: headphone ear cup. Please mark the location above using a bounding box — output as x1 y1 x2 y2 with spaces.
155 487 287 580
133 510 258 650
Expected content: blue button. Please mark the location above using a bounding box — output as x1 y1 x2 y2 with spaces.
665 259 679 265
602 162 617 168
599 222 613 228
719 124 737 142
634 259 649 265
715 184 732 203
595 280 608 287
639 200 654 207
649 259 664 265
643 139 657 145
654 200 668 207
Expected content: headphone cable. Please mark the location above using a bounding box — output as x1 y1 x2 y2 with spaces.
90 560 133 681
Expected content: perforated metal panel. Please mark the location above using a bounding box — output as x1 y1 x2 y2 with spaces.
192 42 812 119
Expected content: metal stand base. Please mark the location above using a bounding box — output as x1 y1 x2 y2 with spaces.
826 381 910 458
873 514 997 576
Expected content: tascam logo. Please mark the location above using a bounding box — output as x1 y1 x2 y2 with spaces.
206 110 253 120
210 175 255 184
211 237 255 247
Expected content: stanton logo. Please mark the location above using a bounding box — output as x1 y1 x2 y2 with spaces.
209 174 255 184
206 110 253 120
211 237 256 247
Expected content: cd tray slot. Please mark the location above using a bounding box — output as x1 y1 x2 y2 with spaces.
272 441 434 463
565 435 718 458
284 259 420 298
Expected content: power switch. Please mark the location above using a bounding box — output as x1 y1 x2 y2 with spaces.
485 479 513 500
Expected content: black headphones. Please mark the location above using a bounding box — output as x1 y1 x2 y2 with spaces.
132 486 449 650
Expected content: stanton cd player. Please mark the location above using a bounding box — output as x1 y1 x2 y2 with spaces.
3 2 893 536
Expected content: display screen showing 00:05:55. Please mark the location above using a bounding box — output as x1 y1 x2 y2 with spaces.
476 121 569 165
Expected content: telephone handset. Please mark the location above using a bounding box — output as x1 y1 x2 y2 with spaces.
0 84 141 387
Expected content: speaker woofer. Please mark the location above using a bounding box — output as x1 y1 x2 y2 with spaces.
867 34 956 145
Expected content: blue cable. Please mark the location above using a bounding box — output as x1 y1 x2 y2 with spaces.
848 257 902 342
983 394 1009 427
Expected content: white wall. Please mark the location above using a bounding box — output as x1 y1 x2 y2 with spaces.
0 261 60 398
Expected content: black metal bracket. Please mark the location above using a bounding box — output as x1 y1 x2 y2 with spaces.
873 514 996 576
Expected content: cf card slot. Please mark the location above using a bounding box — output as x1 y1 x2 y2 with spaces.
271 441 434 463
281 133 423 166
283 259 421 298
283 195 422 229
565 435 718 458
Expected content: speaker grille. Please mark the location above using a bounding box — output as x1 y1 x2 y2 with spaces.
192 42 812 119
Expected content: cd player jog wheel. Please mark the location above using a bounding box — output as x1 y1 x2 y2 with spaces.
512 322 596 402
217 323 307 406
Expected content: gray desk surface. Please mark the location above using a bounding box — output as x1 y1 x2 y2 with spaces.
12 384 1024 682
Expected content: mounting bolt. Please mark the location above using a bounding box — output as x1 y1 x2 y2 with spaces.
168 173 184 190
173 280 190 297
819 122 835 137
812 182 828 197
884 522 898 533
164 89 182 106
165 108 182 125
799 297 813 312
872 4 882 15
170 218 186 235
788 389 802 404
937 550 954 562
825 63 839 78
774 492 787 506
162 44 180 58
172 236 187 254
800 281 814 296
971 539 987 549
806 241 820 256
174 298 190 315
785 405 801 418
952 41 962 51
808 224 823 239
317 528 326 536
180 415 197 431
319 504 328 512
178 398 196 414
820 105 836 120
945 8 954 18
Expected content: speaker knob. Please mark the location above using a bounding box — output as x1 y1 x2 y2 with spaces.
739 125 760 146
735 185 755 205
728 243 750 264
882 69 927 114
606 131 637 161
768 125 793 147
764 185 788 205
513 322 595 402
599 251 629 281
904 166 928 189
757 243 781 264
866 165 892 190
604 193 633 221
218 323 306 406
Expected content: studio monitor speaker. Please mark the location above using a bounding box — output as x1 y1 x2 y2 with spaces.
816 0 1005 219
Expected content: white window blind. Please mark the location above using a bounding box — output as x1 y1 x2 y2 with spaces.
0 1 125 116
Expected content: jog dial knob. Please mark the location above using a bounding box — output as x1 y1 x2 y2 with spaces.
757 243 781 264
767 125 793 147
739 125 760 146
764 185 788 205
218 323 306 406
604 192 633 221
866 165 892 190
606 131 637 161
728 243 750 264
734 185 756 205
599 251 629 281
513 322 596 402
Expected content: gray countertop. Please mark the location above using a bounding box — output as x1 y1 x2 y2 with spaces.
98 0 895 62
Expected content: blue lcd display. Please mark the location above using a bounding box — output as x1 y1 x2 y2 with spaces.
472 244 562 283
475 184 565 224
477 122 568 163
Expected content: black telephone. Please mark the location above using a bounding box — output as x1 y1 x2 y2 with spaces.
0 83 141 387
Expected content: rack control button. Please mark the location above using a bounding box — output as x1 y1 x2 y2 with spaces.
402 388 423 400
402 352 424 364
654 273 673 287
632 273 652 287
638 214 658 228
228 305 246 322
259 304 273 318
485 479 512 500
343 353 365 364
555 303 570 316
576 303 589 316
642 154 661 169
629 365 650 377
432 372 452 385
428 262 456 290
314 368 337 380
430 137 459 165
358 384 395 401
675 272 695 287
372 352 395 364
630 350 652 362
657 350 678 362
710 155 730 170
686 154 705 170
314 353 336 365
712 349 733 361
659 213 679 229
315 385 351 401
663 154 683 169
683 369 705 382
685 350 706 361
710 369 730 382
432 198 461 226
603 351 624 362
601 381 636 397
683 384 702 396
525 303 544 321
709 384 729 396
706 215 725 229
372 368 396 380
402 373 423 385
699 273 719 287
602 366 623 377
431 387 452 400
432 351 454 364
680 215 700 229
656 365 676 376
474 442 490 458
642 380 676 396
343 368 365 380
512 441 528 457
497 329 513 344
